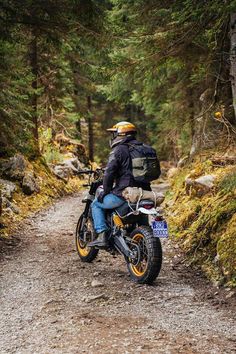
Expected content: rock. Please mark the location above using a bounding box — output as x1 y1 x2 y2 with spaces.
0 179 17 200
117 273 124 277
22 172 40 195
51 157 82 181
85 294 108 303
61 157 83 173
35 233 44 238
195 174 215 189
185 174 216 196
1 154 28 181
2 197 20 214
225 291 235 299
52 165 71 181
167 167 179 179
91 279 104 288
152 182 170 194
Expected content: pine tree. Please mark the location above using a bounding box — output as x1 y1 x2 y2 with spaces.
102 0 236 160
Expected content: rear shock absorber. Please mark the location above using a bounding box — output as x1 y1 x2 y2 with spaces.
113 213 124 228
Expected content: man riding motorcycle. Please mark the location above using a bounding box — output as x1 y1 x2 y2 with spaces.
88 121 160 248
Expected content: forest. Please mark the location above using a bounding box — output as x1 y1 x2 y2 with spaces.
0 0 235 162
0 1 236 353
1 0 235 279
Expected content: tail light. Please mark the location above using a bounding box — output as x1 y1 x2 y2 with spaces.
143 204 153 209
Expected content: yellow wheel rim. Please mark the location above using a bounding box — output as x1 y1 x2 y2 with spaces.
76 237 90 257
76 217 94 257
130 233 148 277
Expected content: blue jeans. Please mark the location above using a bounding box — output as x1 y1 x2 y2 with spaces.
91 194 125 233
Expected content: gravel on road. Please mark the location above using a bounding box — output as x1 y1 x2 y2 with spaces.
0 194 235 354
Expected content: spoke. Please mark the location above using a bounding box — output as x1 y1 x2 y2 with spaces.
132 235 149 274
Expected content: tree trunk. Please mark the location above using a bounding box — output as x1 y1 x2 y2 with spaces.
76 119 82 137
187 87 196 156
189 89 210 158
0 189 3 228
30 33 40 154
189 118 203 157
124 104 131 119
230 13 236 119
87 95 94 162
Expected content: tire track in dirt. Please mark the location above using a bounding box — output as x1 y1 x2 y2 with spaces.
0 194 235 354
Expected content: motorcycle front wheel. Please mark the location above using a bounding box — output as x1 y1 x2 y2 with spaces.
127 226 162 284
75 214 99 262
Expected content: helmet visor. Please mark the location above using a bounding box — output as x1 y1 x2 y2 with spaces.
109 131 118 147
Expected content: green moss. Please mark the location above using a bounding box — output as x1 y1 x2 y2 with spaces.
218 167 236 194
1 160 83 238
217 214 236 286
43 146 64 164
171 168 187 191
168 160 236 287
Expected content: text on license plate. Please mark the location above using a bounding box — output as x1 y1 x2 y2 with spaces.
151 221 169 238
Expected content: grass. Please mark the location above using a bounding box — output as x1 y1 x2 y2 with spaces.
167 160 236 287
218 167 236 193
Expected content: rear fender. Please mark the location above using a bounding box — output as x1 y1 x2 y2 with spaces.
138 207 157 215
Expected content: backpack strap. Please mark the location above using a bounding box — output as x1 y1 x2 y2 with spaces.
126 143 150 160
124 142 144 152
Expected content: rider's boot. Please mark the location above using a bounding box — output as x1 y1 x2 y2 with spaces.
88 231 108 248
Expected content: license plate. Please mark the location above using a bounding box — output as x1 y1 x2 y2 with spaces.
151 220 169 238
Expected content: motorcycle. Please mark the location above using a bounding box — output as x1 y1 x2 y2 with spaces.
75 168 168 284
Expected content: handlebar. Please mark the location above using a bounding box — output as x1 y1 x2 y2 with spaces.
76 168 104 188
76 170 94 175
76 168 105 176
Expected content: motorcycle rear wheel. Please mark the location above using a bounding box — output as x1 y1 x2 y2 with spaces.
127 226 162 284
75 214 99 262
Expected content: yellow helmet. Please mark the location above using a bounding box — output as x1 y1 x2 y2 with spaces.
107 121 137 135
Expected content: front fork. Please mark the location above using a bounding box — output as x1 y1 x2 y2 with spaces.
78 200 94 243
83 199 93 218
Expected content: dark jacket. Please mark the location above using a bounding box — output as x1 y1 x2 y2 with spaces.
103 136 151 197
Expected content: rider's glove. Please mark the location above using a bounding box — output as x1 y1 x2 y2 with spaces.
97 192 106 203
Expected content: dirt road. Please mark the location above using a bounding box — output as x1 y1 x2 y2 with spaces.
0 194 235 354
